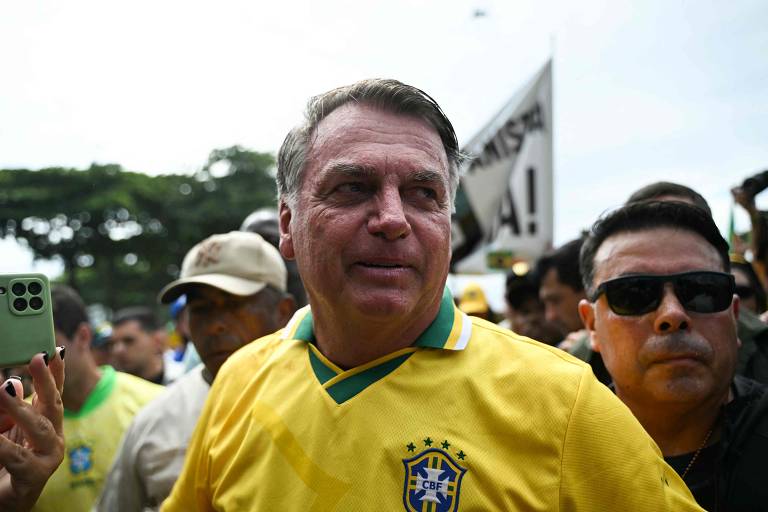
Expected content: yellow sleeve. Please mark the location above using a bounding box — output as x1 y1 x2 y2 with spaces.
560 368 704 511
160 386 214 512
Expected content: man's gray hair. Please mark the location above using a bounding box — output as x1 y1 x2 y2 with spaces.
276 79 468 209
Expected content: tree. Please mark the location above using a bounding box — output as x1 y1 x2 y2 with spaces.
0 146 277 311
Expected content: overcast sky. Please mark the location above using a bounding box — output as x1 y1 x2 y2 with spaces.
1 0 766 279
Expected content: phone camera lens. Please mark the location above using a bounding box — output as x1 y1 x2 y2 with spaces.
11 283 26 296
29 296 43 310
13 298 28 311
28 282 42 295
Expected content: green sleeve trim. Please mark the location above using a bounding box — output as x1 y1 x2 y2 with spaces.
64 365 116 418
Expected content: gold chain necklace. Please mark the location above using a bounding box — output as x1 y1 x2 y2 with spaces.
680 426 714 480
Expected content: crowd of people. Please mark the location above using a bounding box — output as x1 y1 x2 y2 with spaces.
0 78 765 511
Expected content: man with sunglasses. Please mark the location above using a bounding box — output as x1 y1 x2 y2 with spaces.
579 200 768 511
627 181 768 386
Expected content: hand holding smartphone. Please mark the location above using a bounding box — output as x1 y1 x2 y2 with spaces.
0 274 56 369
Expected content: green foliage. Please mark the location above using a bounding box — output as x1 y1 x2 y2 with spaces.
0 146 277 310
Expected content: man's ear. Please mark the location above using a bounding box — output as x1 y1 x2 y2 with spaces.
153 329 168 353
278 200 295 261
577 299 601 352
73 322 93 349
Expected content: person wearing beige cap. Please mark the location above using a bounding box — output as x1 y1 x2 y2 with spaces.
96 231 295 512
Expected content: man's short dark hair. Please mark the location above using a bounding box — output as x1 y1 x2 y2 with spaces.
580 201 731 295
626 181 712 216
534 238 585 292
113 307 160 332
731 257 767 313
52 285 89 339
505 273 540 309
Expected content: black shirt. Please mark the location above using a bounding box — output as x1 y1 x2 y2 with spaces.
666 442 720 511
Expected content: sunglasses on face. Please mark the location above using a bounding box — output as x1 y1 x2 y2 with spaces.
590 271 736 316
735 285 756 300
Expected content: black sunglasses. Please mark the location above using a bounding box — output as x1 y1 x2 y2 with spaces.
735 285 756 300
590 271 735 316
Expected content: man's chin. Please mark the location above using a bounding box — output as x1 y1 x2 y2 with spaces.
646 374 715 404
355 297 413 317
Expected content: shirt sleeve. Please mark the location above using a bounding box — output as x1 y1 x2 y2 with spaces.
559 367 705 511
160 384 214 512
95 420 146 512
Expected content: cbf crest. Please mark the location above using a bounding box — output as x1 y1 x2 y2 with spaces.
402 438 467 512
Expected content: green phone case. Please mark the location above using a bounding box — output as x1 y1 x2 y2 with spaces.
0 273 56 369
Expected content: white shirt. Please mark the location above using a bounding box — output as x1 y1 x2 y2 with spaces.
95 365 210 512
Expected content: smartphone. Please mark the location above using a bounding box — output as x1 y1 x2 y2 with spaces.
0 273 56 369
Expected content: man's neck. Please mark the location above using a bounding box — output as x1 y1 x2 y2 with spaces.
619 387 731 456
311 301 442 369
140 358 164 384
63 364 103 413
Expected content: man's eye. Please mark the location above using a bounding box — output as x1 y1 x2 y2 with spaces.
412 187 437 200
420 187 437 199
336 183 365 194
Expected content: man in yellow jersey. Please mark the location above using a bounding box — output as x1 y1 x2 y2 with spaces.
579 200 768 510
162 79 703 511
33 286 163 512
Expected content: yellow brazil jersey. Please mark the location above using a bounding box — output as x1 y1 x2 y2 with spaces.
33 366 163 512
163 288 702 512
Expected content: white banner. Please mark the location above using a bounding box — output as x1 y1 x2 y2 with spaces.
451 61 553 273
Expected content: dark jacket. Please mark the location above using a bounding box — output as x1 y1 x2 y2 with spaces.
719 375 768 511
736 309 768 385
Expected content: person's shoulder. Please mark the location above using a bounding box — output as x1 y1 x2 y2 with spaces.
207 330 292 405
114 370 165 403
452 316 603 413
129 366 209 429
730 375 768 429
220 329 289 374
468 316 590 373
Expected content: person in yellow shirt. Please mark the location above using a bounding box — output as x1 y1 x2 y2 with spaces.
162 79 703 511
32 285 163 512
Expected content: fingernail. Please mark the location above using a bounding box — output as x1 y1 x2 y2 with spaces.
41 351 49 366
9 376 21 382
5 381 16 397
58 346 66 361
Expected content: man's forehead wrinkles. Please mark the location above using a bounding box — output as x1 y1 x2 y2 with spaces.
325 163 376 176
412 169 445 182
315 120 444 146
317 163 447 189
594 233 724 282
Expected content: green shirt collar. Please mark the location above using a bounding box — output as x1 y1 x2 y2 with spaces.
64 365 117 419
282 287 472 351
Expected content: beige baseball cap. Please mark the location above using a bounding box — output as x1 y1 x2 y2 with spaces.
158 231 287 304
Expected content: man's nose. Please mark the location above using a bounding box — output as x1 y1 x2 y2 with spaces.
653 285 690 333
544 304 558 325
367 188 411 240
